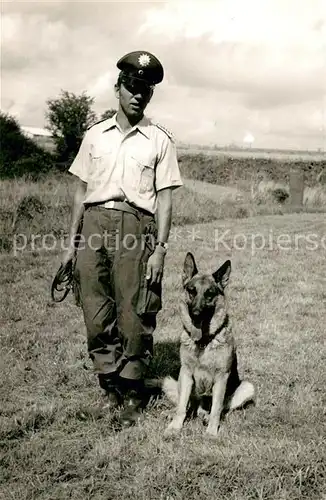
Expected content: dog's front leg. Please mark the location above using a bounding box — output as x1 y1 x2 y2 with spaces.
164 366 193 436
206 372 229 438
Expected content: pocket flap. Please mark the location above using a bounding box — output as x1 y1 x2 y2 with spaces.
91 143 113 159
130 154 155 168
136 262 162 316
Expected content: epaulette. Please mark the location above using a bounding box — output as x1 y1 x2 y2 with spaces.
153 121 175 142
87 118 108 130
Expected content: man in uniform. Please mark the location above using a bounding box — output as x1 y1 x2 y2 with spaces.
61 51 183 427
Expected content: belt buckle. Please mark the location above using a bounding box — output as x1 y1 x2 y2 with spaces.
103 200 116 209
103 200 137 217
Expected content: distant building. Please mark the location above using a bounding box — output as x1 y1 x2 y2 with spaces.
21 126 52 139
21 126 55 152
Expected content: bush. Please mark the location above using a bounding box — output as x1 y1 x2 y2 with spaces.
0 112 55 179
177 153 326 187
272 187 289 203
316 169 326 184
9 153 54 180
45 90 97 163
0 112 36 166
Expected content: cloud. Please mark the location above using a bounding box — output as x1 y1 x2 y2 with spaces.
139 1 326 107
137 0 326 148
1 0 325 150
139 0 326 46
1 3 143 124
2 12 70 71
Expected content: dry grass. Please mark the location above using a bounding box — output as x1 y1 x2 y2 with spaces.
1 172 325 254
0 176 222 253
303 185 326 207
0 173 75 212
184 177 326 218
184 177 326 208
178 146 326 162
0 164 325 498
1 210 326 499
177 151 325 187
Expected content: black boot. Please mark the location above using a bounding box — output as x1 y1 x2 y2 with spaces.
98 374 123 410
118 379 145 427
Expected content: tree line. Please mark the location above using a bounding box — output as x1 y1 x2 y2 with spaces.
0 90 117 179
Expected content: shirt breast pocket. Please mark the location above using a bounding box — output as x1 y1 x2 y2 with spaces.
130 155 155 194
91 144 112 162
89 147 113 184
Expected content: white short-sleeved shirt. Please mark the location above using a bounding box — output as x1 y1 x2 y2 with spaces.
68 114 183 214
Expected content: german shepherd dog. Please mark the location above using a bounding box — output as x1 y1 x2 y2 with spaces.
163 252 255 438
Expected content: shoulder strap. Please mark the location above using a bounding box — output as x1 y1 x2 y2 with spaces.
87 118 108 130
153 121 175 142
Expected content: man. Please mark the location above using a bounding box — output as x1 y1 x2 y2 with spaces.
61 51 183 427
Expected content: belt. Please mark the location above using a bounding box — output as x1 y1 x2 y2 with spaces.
103 200 138 217
93 200 152 218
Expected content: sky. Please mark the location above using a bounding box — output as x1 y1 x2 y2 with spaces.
1 0 326 150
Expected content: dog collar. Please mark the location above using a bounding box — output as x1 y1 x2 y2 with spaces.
196 314 230 348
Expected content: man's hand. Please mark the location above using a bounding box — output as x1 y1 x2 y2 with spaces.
61 247 76 268
52 248 75 303
146 246 166 284
61 179 86 268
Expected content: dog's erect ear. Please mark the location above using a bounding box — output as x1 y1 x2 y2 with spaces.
212 260 231 289
183 252 198 285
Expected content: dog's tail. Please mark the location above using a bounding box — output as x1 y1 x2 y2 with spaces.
161 376 179 405
226 380 256 411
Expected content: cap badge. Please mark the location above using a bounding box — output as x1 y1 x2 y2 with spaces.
138 53 151 67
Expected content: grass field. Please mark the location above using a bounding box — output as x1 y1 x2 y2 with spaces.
1 162 326 499
177 147 326 162
1 167 325 254
1 217 326 498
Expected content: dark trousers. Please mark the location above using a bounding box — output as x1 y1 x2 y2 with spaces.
74 206 162 382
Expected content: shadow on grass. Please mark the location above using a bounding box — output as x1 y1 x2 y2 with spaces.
132 340 182 408
148 340 181 381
